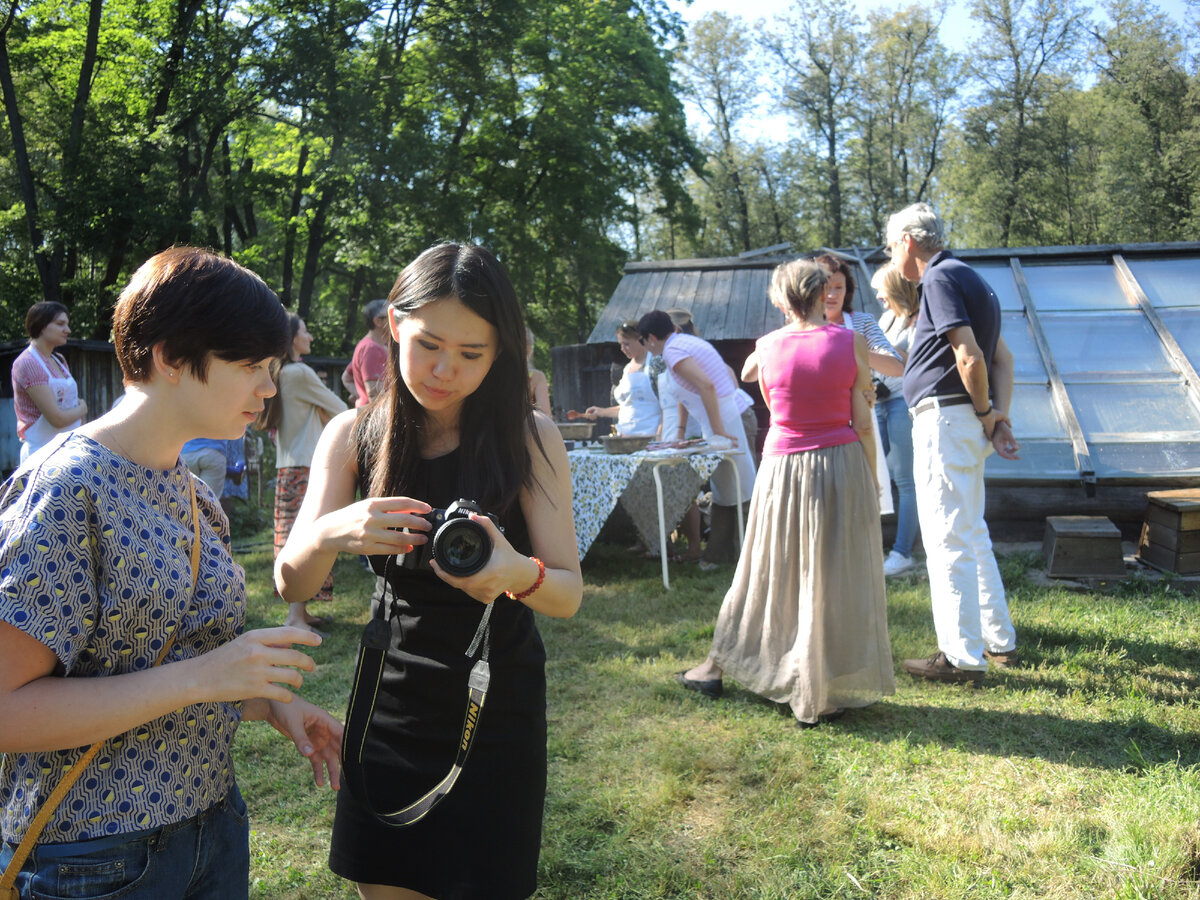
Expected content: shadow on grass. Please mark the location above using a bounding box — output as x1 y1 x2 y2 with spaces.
831 700 1200 772
1009 621 1200 704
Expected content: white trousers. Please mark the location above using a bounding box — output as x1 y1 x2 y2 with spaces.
911 404 1015 670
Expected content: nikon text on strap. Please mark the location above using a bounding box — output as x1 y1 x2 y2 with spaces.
340 559 495 827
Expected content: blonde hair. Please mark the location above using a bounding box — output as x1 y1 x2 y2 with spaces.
768 259 827 320
870 263 919 317
666 308 697 336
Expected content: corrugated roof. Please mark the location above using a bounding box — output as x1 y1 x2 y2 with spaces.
587 249 882 344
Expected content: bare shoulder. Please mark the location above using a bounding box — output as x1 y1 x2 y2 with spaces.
327 408 359 443
313 408 362 470
528 410 566 458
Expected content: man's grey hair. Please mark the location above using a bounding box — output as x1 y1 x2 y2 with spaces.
363 298 388 329
886 202 946 252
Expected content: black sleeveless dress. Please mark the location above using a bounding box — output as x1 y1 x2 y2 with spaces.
329 448 547 899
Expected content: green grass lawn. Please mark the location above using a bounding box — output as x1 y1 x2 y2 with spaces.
233 536 1200 899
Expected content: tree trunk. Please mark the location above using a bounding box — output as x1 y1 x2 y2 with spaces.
0 12 57 301
343 266 367 353
297 188 332 320
281 143 310 307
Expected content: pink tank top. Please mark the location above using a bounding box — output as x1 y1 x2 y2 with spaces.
757 324 858 456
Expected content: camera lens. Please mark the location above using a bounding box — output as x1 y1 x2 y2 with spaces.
431 519 491 577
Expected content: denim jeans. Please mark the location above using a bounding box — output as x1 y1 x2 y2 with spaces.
910 404 1016 670
1 784 250 899
875 395 919 557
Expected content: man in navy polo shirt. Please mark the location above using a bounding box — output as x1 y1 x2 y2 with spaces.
887 203 1021 683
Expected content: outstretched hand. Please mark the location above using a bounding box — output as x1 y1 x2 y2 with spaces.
316 496 433 557
192 626 322 704
266 695 343 789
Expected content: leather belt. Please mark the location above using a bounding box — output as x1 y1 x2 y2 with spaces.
909 393 973 419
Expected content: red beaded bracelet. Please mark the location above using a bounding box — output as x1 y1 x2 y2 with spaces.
506 556 545 601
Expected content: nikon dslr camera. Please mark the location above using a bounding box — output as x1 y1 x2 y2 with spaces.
400 499 501 577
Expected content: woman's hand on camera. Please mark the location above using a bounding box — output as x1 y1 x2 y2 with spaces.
190 626 322 704
429 513 529 605
316 496 432 557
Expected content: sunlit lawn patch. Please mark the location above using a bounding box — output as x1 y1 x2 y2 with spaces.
234 534 1200 899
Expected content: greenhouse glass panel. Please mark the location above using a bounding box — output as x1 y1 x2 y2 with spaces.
1010 383 1065 439
1126 258 1200 308
1091 441 1200 478
972 263 1024 311
1159 309 1200 370
985 440 1079 481
1022 263 1135 311
1040 312 1173 377
1000 313 1046 380
1066 382 1200 438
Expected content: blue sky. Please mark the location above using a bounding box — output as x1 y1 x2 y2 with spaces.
671 0 1194 48
668 0 1196 141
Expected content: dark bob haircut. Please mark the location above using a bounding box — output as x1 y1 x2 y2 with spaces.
25 301 69 340
636 309 675 341
113 246 289 383
814 253 856 313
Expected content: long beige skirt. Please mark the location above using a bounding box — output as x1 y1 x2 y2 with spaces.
710 442 895 724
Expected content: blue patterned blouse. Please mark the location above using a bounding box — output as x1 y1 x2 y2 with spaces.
0 434 245 843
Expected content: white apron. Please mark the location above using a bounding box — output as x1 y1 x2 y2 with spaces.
21 351 81 461
677 385 757 507
614 367 661 436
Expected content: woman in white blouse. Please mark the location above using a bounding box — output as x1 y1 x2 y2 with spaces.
256 314 348 632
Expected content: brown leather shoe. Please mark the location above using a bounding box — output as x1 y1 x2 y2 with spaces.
984 649 1019 668
903 651 984 684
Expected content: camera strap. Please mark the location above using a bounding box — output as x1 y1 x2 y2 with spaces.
340 560 494 827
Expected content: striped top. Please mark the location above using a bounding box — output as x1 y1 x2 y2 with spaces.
662 332 736 398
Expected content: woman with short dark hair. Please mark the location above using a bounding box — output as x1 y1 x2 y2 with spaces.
11 301 88 460
0 246 342 899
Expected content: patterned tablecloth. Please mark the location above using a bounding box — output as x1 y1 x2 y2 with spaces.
568 448 726 560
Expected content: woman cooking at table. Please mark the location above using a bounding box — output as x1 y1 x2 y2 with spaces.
583 321 661 437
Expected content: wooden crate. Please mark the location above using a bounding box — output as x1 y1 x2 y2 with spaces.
1138 489 1200 575
1043 516 1126 578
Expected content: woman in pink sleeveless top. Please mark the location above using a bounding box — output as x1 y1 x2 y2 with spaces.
676 258 894 727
